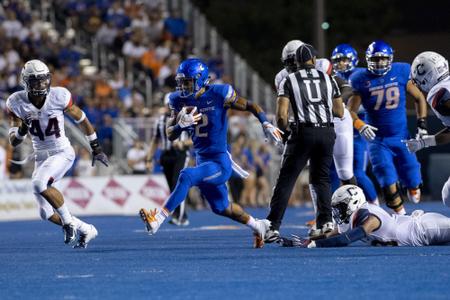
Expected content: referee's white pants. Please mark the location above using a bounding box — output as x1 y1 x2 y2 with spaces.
333 108 354 181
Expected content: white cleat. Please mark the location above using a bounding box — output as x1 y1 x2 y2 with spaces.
253 219 271 249
74 225 98 249
139 208 160 235
407 188 421 204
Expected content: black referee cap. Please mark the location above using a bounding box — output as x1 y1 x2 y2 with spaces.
296 43 318 64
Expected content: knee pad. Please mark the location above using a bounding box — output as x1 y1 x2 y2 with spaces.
383 186 403 210
32 178 47 194
442 179 450 207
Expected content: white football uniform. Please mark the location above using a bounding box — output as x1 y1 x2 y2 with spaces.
275 59 354 181
338 203 450 246
6 87 76 219
426 78 450 206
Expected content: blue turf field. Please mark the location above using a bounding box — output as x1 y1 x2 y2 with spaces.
1 202 450 299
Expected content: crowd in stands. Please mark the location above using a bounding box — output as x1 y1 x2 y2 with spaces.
0 0 309 209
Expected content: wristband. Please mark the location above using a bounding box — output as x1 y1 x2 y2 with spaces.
353 119 365 130
256 112 269 124
172 124 183 136
75 111 86 124
86 132 98 141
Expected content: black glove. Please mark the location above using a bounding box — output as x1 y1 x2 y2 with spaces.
90 139 109 167
18 121 29 136
416 118 428 138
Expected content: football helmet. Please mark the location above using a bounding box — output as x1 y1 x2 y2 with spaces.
366 40 393 76
175 58 209 98
411 51 449 93
281 40 304 73
21 59 51 97
331 185 367 224
331 44 358 75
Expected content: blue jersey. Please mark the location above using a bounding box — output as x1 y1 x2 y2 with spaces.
169 84 238 155
350 63 411 137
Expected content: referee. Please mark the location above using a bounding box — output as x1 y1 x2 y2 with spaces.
146 99 192 226
265 43 344 241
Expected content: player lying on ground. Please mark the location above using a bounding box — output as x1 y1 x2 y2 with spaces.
7 60 108 248
279 184 450 248
139 58 283 248
404 51 450 206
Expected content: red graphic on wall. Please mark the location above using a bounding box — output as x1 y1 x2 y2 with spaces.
63 179 92 209
139 178 169 206
102 178 130 207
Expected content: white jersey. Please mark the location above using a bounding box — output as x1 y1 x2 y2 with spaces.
6 87 72 151
427 78 450 127
274 58 332 90
338 203 426 246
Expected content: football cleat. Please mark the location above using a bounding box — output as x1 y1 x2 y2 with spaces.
253 219 271 249
74 225 98 249
308 222 334 239
407 188 421 204
139 208 160 235
264 229 280 243
62 223 77 245
305 218 316 228
169 217 190 227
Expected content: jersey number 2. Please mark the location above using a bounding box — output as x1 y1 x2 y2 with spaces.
195 115 208 137
372 86 400 110
29 118 61 141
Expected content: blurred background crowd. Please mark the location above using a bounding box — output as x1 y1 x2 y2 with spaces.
0 0 309 209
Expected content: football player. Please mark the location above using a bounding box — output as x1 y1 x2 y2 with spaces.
139 58 283 248
7 60 109 248
279 185 450 248
403 51 450 206
331 44 379 204
348 40 428 215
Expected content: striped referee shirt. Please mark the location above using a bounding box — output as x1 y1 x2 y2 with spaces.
154 114 189 151
278 67 341 125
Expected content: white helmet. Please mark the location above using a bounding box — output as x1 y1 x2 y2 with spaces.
331 185 367 224
21 59 51 97
411 51 449 93
281 40 304 73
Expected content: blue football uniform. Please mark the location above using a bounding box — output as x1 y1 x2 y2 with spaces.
334 67 378 202
165 84 239 213
350 63 421 188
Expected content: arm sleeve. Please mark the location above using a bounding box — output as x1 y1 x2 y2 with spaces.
315 226 367 247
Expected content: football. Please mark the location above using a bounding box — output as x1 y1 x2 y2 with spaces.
176 106 197 122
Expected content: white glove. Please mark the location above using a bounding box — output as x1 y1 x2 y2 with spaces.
177 107 202 128
262 121 284 147
416 127 429 139
402 135 436 153
291 234 317 248
358 124 378 142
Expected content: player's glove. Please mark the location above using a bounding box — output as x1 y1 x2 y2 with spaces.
290 234 316 248
262 121 284 147
416 118 428 139
354 119 378 142
90 139 109 167
402 135 436 153
177 106 202 128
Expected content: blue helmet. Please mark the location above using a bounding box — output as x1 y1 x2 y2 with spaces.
331 44 358 75
175 58 209 97
366 40 394 76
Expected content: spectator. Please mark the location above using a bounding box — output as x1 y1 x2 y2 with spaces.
95 20 118 47
74 148 97 177
163 10 187 39
127 140 147 175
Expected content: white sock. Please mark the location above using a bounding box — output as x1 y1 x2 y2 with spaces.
246 216 258 231
72 216 91 234
156 209 169 225
396 207 406 215
56 204 73 225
